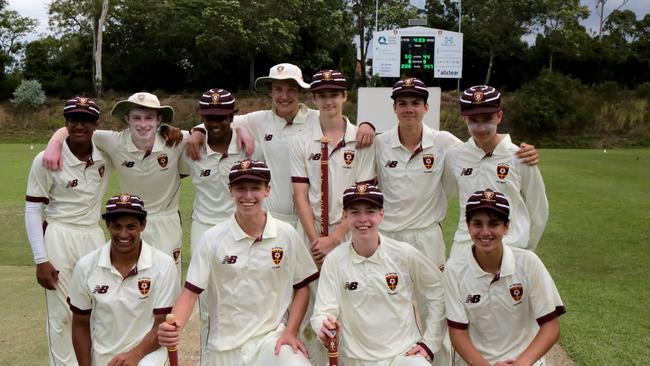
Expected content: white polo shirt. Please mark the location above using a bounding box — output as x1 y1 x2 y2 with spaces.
185 213 319 352
234 104 319 218
444 244 566 364
92 129 189 215
311 235 445 361
181 128 248 225
26 140 110 226
444 135 548 250
68 241 180 358
375 125 461 232
289 118 376 226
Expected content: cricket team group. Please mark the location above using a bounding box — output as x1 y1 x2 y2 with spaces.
25 62 566 366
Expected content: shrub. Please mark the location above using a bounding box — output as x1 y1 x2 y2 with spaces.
10 79 46 111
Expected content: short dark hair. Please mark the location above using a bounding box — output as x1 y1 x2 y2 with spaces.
104 213 146 225
465 208 510 225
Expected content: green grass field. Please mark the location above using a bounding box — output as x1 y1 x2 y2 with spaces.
1 144 648 365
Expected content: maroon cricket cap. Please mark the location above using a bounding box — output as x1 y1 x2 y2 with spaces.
63 97 100 120
459 85 502 116
391 78 429 100
229 160 271 184
343 184 384 210
465 188 510 218
198 88 236 116
310 69 347 91
102 194 147 220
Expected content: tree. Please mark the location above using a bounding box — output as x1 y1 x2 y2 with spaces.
595 0 630 41
0 0 38 71
536 0 589 71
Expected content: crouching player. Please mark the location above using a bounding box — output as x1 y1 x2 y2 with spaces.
311 184 446 366
158 160 318 366
444 189 565 366
68 194 180 366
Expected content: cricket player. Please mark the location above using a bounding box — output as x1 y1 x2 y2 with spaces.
312 184 446 366
182 87 251 365
444 189 565 365
42 92 190 271
186 63 375 226
445 85 548 257
68 194 180 366
158 160 318 366
24 96 110 366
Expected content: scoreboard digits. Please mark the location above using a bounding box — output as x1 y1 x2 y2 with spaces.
400 36 435 71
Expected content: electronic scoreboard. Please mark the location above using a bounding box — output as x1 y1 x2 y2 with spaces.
400 36 435 72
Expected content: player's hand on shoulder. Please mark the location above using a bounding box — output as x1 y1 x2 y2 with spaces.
516 142 539 166
235 126 255 156
42 141 63 171
274 331 310 358
36 261 58 290
160 125 184 147
157 320 180 347
356 122 376 149
185 130 204 161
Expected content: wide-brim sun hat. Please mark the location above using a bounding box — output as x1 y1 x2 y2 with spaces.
255 63 310 91
111 92 174 124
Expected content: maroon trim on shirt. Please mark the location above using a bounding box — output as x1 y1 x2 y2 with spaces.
409 145 423 162
482 151 493 159
67 297 92 315
185 281 204 294
85 157 95 168
26 195 49 204
447 319 469 329
124 266 139 278
416 341 434 360
143 150 152 159
153 307 173 315
330 139 347 156
536 306 567 325
291 176 310 184
293 271 319 289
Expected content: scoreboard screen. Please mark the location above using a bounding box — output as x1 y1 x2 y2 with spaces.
400 36 435 71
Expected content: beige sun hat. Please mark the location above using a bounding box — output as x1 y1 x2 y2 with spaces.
254 63 310 91
110 92 174 124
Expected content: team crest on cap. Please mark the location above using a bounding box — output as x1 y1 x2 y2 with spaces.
138 278 151 296
473 91 484 103
386 272 398 292
210 93 220 104
343 150 355 165
509 283 523 303
482 189 495 202
137 93 145 100
98 164 105 178
119 194 131 204
423 154 434 169
78 97 88 106
277 65 284 73
356 184 368 194
173 248 181 262
403 78 414 87
322 71 333 80
496 164 510 180
240 160 251 170
157 154 168 169
271 247 284 266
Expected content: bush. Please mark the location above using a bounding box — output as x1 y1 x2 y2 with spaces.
10 79 46 111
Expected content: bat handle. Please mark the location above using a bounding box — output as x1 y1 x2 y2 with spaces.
327 330 338 366
165 313 179 366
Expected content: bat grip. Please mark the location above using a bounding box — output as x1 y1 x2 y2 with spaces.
327 331 338 366
165 313 179 366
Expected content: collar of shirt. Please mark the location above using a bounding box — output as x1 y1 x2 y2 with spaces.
62 139 104 167
125 130 165 154
229 212 278 244
204 127 240 157
388 124 435 150
311 116 356 143
97 241 153 275
348 237 383 264
467 243 516 279
467 133 512 157
271 103 311 126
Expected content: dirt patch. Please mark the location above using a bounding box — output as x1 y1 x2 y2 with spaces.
178 305 202 365
546 344 575 366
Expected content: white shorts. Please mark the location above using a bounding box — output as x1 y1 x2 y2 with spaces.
344 354 431 366
206 324 311 366
381 225 446 270
93 346 168 366
142 211 182 271
44 221 105 366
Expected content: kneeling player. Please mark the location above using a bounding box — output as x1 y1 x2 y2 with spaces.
158 160 318 366
311 184 446 366
444 189 565 365
68 194 180 366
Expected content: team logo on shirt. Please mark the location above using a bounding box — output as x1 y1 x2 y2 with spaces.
98 164 105 178
271 247 284 267
92 285 109 294
496 164 510 180
222 255 238 264
138 278 151 297
343 150 355 166
157 154 169 170
423 154 434 169
66 179 78 188
509 283 524 304
264 133 273 141
172 248 181 263
385 272 399 293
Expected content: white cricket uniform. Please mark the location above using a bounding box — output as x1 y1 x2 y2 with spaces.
68 241 180 366
375 125 461 268
444 245 566 365
185 213 318 366
92 129 190 269
233 104 319 225
311 235 445 365
444 135 548 257
289 118 376 234
25 142 110 366
181 128 249 366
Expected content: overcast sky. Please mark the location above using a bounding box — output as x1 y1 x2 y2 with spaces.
6 0 650 41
